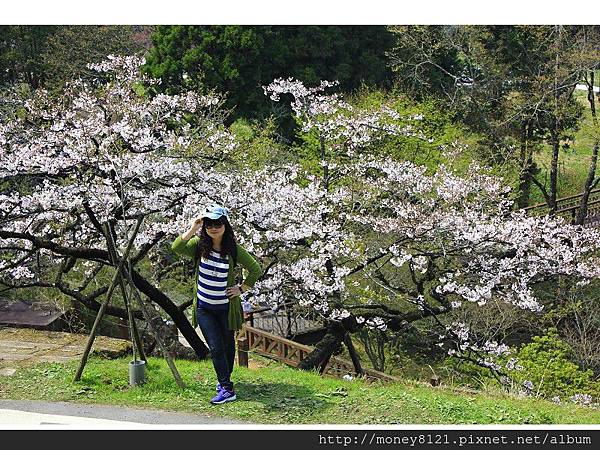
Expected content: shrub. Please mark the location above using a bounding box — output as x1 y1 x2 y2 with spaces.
510 329 599 401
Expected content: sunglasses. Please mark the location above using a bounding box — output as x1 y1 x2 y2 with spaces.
204 219 225 229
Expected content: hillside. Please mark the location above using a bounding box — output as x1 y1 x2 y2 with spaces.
530 89 600 206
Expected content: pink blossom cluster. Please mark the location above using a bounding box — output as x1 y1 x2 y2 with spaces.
438 321 523 374
263 78 425 152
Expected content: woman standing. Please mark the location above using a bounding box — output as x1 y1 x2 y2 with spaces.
172 204 262 404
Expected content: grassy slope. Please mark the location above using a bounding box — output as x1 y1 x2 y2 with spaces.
1 356 598 424
530 90 599 205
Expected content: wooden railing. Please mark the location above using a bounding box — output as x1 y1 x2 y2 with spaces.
245 302 324 339
237 324 399 383
524 188 600 226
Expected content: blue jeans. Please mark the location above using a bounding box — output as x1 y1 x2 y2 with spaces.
196 306 235 391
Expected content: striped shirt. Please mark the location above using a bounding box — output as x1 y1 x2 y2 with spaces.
197 250 230 310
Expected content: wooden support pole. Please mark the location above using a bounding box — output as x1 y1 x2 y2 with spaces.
125 276 186 389
73 218 143 382
237 333 249 368
102 217 185 389
104 223 146 363
127 301 147 362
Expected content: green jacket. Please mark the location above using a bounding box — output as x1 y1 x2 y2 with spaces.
171 235 262 331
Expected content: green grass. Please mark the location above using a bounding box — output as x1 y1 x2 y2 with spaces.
530 90 600 205
1 356 599 424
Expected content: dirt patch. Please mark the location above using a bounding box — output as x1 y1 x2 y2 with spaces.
248 358 267 370
0 327 131 373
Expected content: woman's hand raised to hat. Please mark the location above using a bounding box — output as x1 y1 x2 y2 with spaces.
181 217 204 241
189 216 204 233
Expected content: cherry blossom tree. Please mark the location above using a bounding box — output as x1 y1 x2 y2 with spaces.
259 78 600 377
232 153 600 376
0 55 238 358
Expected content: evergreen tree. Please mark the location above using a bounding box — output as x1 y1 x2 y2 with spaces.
144 25 394 121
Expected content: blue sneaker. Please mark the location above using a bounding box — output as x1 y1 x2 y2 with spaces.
210 388 236 404
216 380 233 391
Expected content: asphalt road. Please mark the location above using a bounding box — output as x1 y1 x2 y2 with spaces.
0 399 248 426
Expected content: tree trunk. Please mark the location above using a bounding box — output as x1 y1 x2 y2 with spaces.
285 305 293 339
298 321 346 371
576 143 599 225
343 333 364 375
588 71 596 117
517 120 535 208
549 127 560 214
549 27 561 215
130 269 209 359
320 136 328 191
318 353 332 375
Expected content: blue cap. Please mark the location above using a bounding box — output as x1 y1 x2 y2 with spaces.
201 204 230 220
